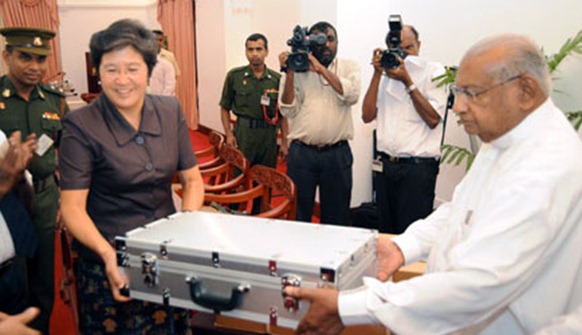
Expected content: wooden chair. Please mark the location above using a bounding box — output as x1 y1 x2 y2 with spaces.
201 144 250 194
196 130 225 170
172 130 226 185
204 164 297 220
173 143 249 202
80 92 99 104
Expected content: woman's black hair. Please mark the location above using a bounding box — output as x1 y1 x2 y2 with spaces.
89 19 158 76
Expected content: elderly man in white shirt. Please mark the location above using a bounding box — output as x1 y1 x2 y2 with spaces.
285 33 582 335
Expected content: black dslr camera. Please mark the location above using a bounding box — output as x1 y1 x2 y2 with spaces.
381 15 408 69
286 25 327 72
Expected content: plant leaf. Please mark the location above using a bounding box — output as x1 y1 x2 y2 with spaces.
446 147 462 165
467 154 475 170
440 145 453 162
432 66 458 88
546 30 582 74
455 150 467 166
566 111 582 130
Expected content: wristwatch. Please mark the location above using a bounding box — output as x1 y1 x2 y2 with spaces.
405 83 417 94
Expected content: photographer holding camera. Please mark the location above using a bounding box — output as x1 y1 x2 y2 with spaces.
362 17 447 234
278 21 360 226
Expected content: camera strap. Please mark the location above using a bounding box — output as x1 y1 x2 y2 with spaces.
262 88 279 125
441 66 457 147
441 88 455 147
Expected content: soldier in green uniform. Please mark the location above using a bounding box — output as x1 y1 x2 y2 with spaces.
0 27 69 334
220 33 288 169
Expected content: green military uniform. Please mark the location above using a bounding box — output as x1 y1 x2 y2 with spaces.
220 65 281 168
0 27 69 334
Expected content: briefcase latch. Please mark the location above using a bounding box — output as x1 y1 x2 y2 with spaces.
141 252 159 287
281 274 302 312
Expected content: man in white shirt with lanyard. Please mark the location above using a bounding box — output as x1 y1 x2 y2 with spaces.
362 22 446 234
285 33 582 335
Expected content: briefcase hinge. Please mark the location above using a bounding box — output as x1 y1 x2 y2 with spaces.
162 288 171 306
115 237 129 268
142 252 159 287
269 260 277 276
212 251 220 268
115 237 127 251
269 306 278 326
281 274 301 312
160 242 168 259
117 251 129 268
320 268 335 283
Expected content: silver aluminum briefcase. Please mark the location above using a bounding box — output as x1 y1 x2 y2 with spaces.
116 211 377 328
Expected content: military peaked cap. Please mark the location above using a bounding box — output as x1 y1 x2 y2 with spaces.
0 27 55 56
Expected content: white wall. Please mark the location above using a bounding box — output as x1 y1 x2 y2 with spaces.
195 0 226 129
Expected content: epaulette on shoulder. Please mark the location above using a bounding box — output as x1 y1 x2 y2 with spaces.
39 82 66 97
267 67 282 79
229 65 250 75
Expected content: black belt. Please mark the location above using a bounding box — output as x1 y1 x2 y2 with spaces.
236 116 274 129
0 258 14 273
294 140 348 152
381 152 439 164
33 175 55 193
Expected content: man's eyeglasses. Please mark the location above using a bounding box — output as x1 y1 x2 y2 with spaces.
450 74 522 102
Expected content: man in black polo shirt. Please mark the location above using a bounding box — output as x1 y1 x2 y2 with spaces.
219 33 288 168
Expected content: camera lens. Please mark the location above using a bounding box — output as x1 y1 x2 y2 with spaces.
381 51 400 69
288 53 309 72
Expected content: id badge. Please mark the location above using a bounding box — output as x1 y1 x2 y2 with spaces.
35 134 54 157
261 94 270 106
372 157 383 172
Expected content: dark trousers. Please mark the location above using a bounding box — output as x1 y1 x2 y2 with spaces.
234 122 278 214
234 122 278 168
0 257 29 315
287 140 352 226
375 154 439 234
28 180 58 334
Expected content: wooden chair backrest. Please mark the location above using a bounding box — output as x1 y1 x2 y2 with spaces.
251 165 297 220
203 164 297 220
197 130 225 170
201 145 250 194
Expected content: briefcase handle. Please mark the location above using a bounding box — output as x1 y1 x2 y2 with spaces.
187 277 251 313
